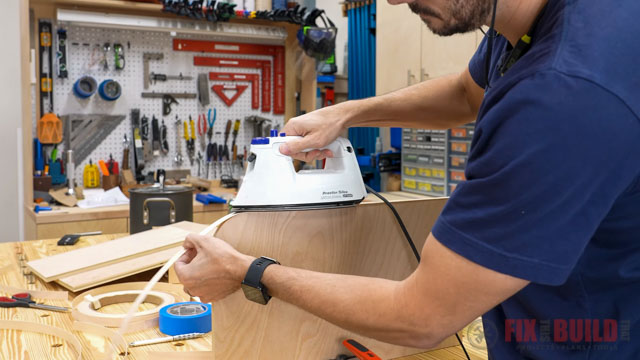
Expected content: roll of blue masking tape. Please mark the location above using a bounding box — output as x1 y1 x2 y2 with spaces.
158 302 212 336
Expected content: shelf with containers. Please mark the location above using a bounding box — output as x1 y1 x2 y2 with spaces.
401 123 474 197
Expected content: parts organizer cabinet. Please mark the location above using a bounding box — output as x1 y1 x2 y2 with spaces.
24 196 227 240
401 124 474 197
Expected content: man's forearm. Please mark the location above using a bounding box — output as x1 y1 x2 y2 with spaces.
338 72 480 130
261 265 440 348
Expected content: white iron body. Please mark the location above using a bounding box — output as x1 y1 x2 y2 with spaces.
231 136 366 211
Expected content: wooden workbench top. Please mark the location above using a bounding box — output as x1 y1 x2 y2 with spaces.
0 235 212 359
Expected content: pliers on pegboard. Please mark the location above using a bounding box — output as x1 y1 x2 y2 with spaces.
198 113 207 151
206 108 216 144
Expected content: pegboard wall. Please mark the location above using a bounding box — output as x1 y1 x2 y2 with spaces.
44 23 285 186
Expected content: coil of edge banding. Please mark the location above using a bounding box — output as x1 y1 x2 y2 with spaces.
159 302 212 336
73 76 97 99
71 282 188 332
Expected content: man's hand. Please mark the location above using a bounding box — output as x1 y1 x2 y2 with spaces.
174 234 254 303
280 103 355 161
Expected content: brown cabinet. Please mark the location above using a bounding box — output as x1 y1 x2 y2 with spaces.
376 1 482 95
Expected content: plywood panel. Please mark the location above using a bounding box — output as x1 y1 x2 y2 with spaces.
36 218 128 240
57 246 182 291
27 222 203 281
213 199 454 359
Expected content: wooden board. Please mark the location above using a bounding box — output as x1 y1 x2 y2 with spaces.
213 199 458 359
27 221 205 282
57 246 183 292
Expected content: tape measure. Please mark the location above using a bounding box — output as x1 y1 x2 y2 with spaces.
159 302 212 336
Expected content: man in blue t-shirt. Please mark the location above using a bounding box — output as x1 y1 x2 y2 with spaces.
174 0 640 358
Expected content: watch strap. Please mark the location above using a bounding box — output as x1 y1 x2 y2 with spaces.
243 256 279 289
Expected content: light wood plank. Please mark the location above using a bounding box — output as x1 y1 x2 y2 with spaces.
26 222 202 282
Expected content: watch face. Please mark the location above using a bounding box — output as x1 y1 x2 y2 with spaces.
241 283 268 305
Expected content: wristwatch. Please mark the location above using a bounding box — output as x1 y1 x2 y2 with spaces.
241 256 280 305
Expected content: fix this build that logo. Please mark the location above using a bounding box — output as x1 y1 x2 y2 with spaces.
504 318 630 351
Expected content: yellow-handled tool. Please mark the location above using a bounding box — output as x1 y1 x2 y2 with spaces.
183 120 189 141
184 116 196 165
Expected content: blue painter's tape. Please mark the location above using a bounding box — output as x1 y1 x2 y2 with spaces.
73 76 97 99
159 302 212 336
98 79 122 101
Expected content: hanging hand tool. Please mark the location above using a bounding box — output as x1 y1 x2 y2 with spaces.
231 119 241 149
142 53 164 89
141 115 152 160
184 117 196 165
206 108 216 144
211 84 248 107
107 154 119 175
102 42 111 70
152 116 161 156
150 72 193 84
174 117 183 165
56 29 68 78
197 113 207 152
162 94 179 116
0 293 70 312
160 120 169 155
223 119 231 150
131 109 145 177
196 151 203 177
222 120 232 177
122 134 130 170
141 92 196 116
38 21 54 117
218 144 224 177
98 159 110 176
114 43 125 70
207 141 217 179
197 73 210 106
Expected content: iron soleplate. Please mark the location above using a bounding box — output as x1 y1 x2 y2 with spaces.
231 198 364 213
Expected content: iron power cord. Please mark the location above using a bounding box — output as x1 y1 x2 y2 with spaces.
364 184 471 360
484 0 499 90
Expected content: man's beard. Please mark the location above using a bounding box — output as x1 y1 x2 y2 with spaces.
409 0 492 36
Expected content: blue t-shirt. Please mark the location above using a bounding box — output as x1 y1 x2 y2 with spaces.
431 0 640 358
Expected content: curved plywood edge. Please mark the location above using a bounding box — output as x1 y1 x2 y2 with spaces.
213 198 452 359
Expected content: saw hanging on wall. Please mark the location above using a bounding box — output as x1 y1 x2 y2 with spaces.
211 84 248 107
174 38 285 114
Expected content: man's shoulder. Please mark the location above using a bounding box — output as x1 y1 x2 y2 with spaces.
550 0 640 118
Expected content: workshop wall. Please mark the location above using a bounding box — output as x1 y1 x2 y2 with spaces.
44 24 284 186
